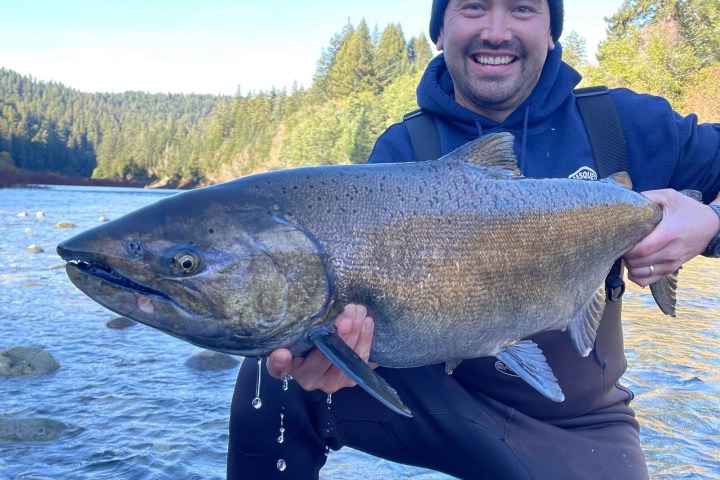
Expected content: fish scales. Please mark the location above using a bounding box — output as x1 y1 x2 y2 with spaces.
263 165 658 366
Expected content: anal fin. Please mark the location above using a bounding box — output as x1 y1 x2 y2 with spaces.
308 325 412 417
496 340 565 402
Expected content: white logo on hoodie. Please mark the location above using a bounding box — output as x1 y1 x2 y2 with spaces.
569 166 598 181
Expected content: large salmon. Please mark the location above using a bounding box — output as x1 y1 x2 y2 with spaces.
57 133 678 416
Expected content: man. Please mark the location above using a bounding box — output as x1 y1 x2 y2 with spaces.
228 0 720 478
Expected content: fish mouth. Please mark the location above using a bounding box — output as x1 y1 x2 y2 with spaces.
64 258 174 303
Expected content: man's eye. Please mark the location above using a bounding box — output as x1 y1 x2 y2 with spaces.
462 2 485 11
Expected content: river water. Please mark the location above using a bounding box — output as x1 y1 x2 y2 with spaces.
0 185 718 479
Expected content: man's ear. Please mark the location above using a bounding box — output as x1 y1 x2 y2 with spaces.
436 28 444 51
548 29 555 51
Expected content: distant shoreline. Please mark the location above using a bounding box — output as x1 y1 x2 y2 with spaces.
0 165 168 190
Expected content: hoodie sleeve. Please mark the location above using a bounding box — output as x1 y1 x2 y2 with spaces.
367 123 416 164
613 88 720 203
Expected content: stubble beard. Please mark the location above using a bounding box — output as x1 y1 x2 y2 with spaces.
450 40 546 117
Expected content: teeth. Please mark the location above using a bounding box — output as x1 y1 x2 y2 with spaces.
474 55 514 65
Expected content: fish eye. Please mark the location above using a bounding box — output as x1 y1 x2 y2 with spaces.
172 250 200 276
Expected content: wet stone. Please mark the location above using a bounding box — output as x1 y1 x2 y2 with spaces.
0 347 60 376
54 222 77 229
183 350 240 371
0 417 67 442
26 245 44 254
106 317 137 330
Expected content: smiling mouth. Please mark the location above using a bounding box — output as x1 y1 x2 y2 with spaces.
473 54 517 66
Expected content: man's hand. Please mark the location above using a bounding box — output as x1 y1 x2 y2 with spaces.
266 304 375 394
625 189 720 287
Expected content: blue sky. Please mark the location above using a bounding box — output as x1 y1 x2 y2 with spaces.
0 0 624 95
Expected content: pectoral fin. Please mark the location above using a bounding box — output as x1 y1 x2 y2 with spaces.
649 269 678 317
308 326 412 417
496 340 565 402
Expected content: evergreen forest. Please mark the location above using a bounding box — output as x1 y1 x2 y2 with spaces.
1 0 718 188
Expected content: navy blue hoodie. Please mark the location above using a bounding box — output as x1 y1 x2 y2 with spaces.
369 46 720 202
367 45 720 420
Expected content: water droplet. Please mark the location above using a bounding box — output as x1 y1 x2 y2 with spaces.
326 393 332 405
252 357 263 410
282 374 292 391
277 459 287 472
277 412 285 443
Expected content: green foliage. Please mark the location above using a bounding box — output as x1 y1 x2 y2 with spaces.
409 35 435 72
1 7 716 187
374 23 411 91
587 0 715 107
561 31 588 71
0 21 434 185
680 63 720 122
324 20 377 98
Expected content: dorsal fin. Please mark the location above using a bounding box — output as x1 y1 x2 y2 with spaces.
601 172 633 189
449 132 521 176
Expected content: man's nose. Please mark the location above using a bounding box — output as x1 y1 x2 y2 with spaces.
479 11 514 44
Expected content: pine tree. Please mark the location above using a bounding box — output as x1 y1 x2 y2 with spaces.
325 19 376 98
374 23 410 93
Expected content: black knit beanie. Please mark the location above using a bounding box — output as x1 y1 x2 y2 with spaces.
429 0 564 44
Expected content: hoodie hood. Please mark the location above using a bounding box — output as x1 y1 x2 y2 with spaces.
416 43 581 137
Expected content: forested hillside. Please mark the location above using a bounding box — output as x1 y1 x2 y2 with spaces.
1 0 718 188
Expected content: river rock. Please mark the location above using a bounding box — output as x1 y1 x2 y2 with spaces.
26 245 44 254
184 350 240 371
55 222 77 229
106 317 137 329
0 347 60 376
98 216 110 223
0 417 67 441
16 212 28 217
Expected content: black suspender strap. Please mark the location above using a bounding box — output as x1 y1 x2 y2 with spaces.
403 108 442 161
575 86 628 303
574 86 629 179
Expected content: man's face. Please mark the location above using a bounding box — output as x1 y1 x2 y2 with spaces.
437 0 554 121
